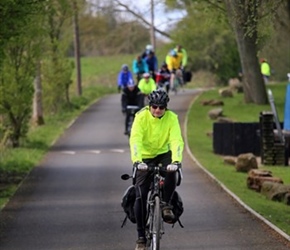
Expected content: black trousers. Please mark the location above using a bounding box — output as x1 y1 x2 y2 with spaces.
134 151 177 237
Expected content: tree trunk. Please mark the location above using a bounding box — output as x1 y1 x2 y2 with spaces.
73 0 82 96
32 60 45 126
150 0 156 51
224 0 268 104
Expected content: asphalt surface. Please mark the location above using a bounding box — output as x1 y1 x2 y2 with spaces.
0 89 289 250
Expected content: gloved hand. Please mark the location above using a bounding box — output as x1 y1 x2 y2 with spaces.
167 162 181 172
134 162 148 171
122 108 126 114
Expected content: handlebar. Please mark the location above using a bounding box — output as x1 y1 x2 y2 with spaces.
126 105 140 110
133 163 182 176
121 163 183 186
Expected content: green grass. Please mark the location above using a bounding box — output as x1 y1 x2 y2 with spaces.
187 83 290 235
71 54 135 88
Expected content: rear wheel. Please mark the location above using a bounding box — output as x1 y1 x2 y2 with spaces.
127 114 134 137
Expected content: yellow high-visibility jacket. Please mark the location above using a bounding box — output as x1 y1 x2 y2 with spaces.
138 78 157 95
174 48 188 67
261 62 271 76
129 107 184 163
165 54 183 71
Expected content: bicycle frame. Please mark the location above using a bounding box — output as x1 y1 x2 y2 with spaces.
170 69 184 94
126 105 140 137
145 164 166 250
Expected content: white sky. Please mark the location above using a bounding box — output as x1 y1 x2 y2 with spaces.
118 0 186 31
87 0 186 40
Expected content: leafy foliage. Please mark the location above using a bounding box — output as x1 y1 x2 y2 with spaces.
0 0 46 147
169 2 240 84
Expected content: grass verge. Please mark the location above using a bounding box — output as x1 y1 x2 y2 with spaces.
187 83 290 236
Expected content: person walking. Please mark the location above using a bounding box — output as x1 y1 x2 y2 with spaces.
260 58 271 84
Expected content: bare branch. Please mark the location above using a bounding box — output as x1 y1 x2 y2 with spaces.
113 0 171 38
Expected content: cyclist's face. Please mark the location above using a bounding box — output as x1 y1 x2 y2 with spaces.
150 105 166 118
128 86 134 91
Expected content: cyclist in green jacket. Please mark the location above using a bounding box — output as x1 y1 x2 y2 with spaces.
129 89 184 250
138 72 157 107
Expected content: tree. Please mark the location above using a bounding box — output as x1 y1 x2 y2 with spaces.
0 0 46 147
78 1 151 55
41 0 75 113
165 0 286 104
167 2 240 84
223 0 267 104
73 0 82 96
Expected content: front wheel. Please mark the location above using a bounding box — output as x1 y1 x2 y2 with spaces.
151 196 161 250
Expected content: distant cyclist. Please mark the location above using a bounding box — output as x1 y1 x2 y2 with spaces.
141 44 154 59
144 50 158 81
132 55 149 83
174 45 187 70
165 49 183 92
174 44 189 84
121 82 143 135
156 62 171 93
138 73 156 106
117 64 134 92
129 89 184 250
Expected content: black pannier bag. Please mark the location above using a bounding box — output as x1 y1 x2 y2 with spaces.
121 185 136 227
183 71 192 83
170 190 184 227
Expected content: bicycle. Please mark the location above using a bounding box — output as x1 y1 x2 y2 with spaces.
157 81 170 93
170 69 184 95
121 163 182 250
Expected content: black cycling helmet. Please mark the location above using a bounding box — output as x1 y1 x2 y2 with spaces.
161 62 167 68
148 89 170 106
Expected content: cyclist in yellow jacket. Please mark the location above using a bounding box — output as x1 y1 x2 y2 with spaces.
174 44 187 69
165 50 183 92
137 73 156 106
129 89 184 250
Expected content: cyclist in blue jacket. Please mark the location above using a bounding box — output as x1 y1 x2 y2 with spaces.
144 51 158 81
117 64 134 92
132 55 149 83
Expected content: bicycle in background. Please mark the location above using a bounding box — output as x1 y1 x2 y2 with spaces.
170 69 184 95
126 105 140 137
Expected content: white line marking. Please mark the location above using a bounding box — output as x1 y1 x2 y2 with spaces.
61 151 76 155
110 149 125 153
86 150 101 154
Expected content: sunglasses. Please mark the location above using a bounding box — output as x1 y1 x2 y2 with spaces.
151 105 166 110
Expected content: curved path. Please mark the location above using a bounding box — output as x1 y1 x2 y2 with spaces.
0 89 289 250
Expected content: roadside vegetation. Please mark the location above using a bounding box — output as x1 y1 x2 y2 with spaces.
186 81 290 236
